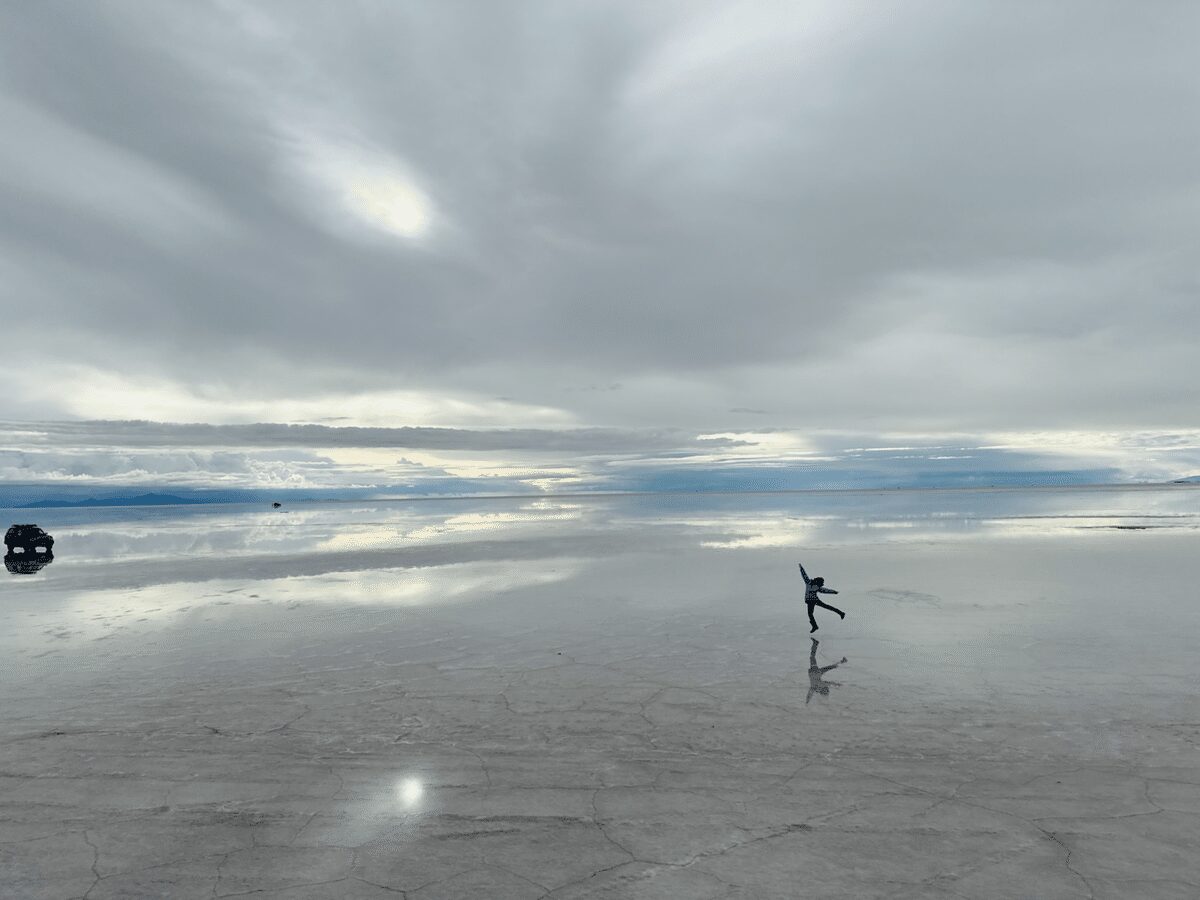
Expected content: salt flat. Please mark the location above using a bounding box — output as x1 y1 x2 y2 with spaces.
2 487 1199 899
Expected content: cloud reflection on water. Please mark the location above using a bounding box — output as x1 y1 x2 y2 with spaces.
5 487 1197 599
43 557 586 642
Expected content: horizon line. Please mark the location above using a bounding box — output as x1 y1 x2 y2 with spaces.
2 480 1197 511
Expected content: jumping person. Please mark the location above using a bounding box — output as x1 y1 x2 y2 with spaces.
798 562 844 633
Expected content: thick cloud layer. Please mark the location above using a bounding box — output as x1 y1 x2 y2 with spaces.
2 1 1198 437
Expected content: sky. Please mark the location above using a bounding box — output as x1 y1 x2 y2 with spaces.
2 1 1199 499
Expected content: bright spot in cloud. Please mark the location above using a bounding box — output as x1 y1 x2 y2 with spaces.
285 130 435 241
344 172 430 238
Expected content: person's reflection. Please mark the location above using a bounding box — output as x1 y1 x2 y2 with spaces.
806 638 847 704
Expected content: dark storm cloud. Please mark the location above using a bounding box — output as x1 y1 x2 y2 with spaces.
1 1 1197 431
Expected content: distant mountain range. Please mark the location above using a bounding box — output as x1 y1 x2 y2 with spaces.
0 486 322 509
17 492 207 508
0 482 530 509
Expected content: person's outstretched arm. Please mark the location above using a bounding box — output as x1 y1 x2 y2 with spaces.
818 586 838 595
798 563 810 584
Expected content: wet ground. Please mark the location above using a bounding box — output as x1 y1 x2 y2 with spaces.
3 487 1199 898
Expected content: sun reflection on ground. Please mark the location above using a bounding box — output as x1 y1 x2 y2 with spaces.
395 777 424 809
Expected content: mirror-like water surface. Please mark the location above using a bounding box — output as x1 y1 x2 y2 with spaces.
2 486 1198 897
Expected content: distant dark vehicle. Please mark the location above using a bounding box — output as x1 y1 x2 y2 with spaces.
272 502 282 508
5 524 54 554
5 525 56 575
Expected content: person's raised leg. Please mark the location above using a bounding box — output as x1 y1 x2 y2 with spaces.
813 598 845 620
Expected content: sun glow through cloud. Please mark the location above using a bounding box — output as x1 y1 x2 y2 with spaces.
285 131 434 242
344 171 430 239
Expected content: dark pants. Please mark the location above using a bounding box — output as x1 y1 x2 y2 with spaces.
807 599 844 629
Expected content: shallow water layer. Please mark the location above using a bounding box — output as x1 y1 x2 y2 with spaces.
3 487 1199 898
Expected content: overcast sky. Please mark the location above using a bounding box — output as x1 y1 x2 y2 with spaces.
2 1 1198 492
